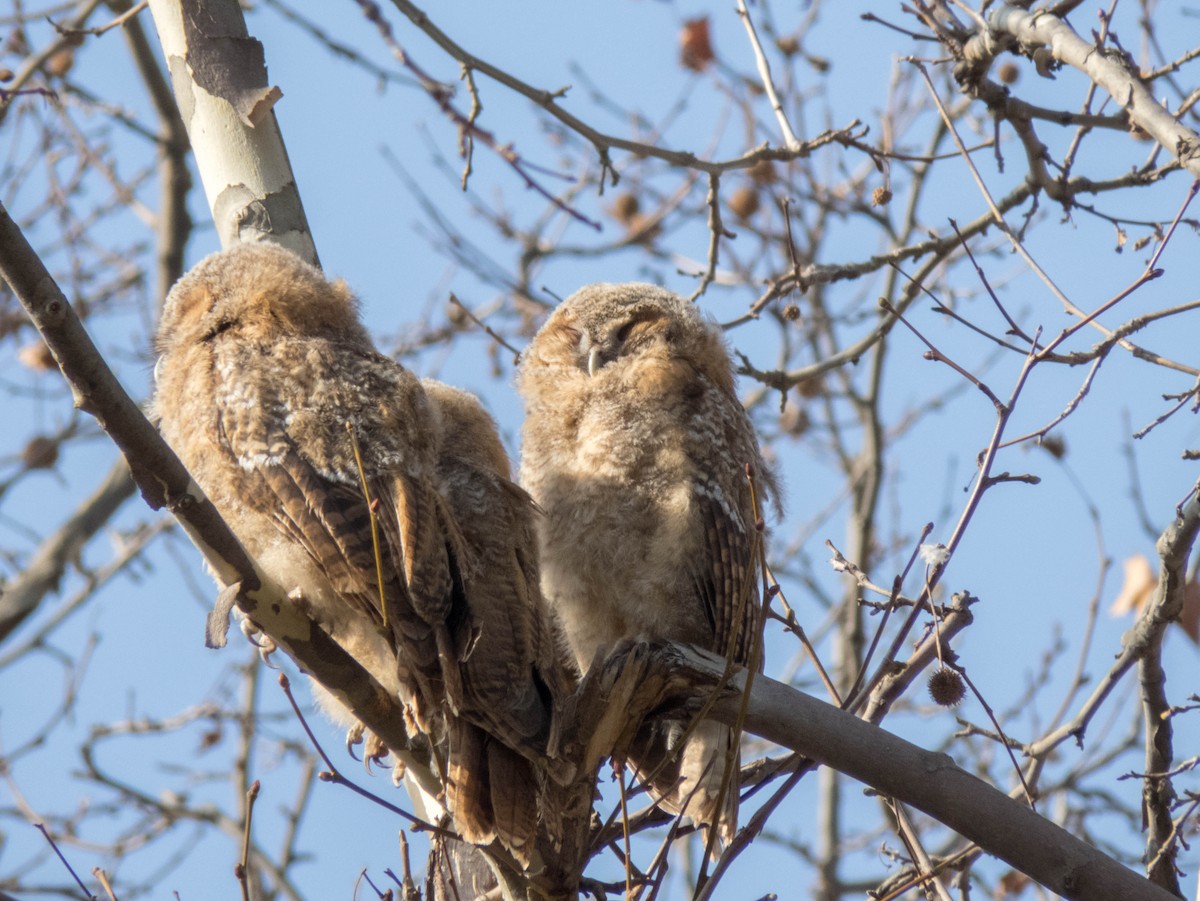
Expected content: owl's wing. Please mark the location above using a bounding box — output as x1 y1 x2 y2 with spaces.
436 457 554 746
692 477 762 668
370 471 458 692
217 400 452 716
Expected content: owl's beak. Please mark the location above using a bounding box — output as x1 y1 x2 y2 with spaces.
578 329 602 377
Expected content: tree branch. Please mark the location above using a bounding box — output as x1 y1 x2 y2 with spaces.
598 641 1182 901
0 201 419 763
145 0 316 257
967 6 1200 179
0 459 135 644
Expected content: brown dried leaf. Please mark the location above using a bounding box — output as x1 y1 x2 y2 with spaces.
1110 554 1156 617
1038 434 1067 460
994 868 1031 897
680 17 715 72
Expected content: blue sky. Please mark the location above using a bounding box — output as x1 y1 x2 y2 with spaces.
2 2 1199 898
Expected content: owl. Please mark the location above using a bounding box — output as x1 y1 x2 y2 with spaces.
152 242 560 865
517 282 773 853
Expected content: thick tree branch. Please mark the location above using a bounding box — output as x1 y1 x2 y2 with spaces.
596 641 1182 901
0 202 418 762
1140 488 1200 890
146 0 316 258
965 6 1200 178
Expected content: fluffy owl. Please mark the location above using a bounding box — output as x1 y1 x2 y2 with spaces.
517 282 773 853
152 242 560 864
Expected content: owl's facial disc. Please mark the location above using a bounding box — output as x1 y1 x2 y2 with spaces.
576 329 603 376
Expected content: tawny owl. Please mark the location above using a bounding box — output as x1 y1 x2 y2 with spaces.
517 282 773 853
152 241 561 864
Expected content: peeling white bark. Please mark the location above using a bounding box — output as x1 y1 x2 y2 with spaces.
146 0 317 260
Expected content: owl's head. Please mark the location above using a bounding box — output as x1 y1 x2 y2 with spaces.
520 282 735 395
156 242 370 356
422 379 512 479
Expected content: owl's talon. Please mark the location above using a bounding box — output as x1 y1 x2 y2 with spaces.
363 732 388 773
345 722 365 761
238 616 279 667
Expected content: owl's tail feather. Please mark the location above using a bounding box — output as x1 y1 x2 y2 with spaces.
445 719 538 867
486 741 539 866
629 718 739 860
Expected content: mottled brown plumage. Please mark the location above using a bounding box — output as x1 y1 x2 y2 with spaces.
518 282 772 853
422 379 573 861
152 242 558 863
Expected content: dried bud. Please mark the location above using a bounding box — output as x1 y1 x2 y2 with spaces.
0 67 13 82
1038 434 1066 459
6 29 29 57
198 725 223 750
796 376 825 399
446 300 469 327
610 192 640 225
21 435 59 470
680 18 715 72
782 303 801 322
728 186 760 221
45 48 74 78
18 341 56 371
928 667 966 707
997 61 1020 85
776 35 799 57
779 404 809 437
871 186 892 207
747 159 776 184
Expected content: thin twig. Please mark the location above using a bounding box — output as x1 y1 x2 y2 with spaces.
235 780 261 901
735 0 801 151
448 292 522 364
345 422 389 629
34 823 98 900
276 673 447 834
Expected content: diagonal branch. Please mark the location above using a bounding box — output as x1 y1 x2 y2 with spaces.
0 202 420 763
0 459 135 645
593 641 1182 901
965 6 1200 179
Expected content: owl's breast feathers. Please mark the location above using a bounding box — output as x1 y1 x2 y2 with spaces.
154 243 562 868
